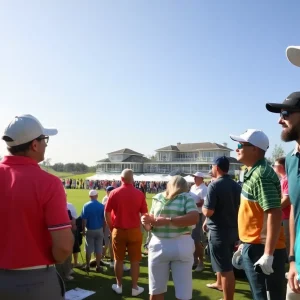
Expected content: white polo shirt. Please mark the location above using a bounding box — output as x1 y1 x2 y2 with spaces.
67 202 77 219
190 183 208 214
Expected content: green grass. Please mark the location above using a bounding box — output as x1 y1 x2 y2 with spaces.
65 189 252 300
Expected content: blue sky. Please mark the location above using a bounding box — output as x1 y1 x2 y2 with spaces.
0 1 300 165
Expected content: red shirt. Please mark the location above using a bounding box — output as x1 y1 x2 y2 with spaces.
105 183 148 229
281 175 291 220
0 156 71 269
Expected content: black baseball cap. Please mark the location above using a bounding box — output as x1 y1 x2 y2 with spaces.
266 92 300 113
212 156 229 173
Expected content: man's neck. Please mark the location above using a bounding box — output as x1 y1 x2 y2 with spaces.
245 157 264 170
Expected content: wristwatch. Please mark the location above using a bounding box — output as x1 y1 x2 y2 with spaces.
288 255 295 263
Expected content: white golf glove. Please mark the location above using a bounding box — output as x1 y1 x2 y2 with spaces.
253 254 274 275
237 243 244 254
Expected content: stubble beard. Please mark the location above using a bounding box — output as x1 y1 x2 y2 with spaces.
281 125 300 142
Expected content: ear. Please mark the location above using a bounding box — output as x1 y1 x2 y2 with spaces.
30 140 39 152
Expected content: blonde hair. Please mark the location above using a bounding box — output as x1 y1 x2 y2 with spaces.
164 175 188 200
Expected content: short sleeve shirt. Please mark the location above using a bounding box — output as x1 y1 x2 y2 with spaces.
150 192 198 238
204 175 241 232
238 158 285 248
0 156 71 269
105 184 148 229
280 176 290 220
81 200 105 230
190 183 208 213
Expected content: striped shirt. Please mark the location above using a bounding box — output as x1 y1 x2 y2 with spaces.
238 158 285 248
150 192 198 238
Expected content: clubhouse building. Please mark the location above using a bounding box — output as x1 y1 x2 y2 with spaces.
96 142 241 176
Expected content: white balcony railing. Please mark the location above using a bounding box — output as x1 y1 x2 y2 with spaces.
157 157 215 162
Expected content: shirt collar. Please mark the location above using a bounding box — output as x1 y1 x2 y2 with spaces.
1 155 39 166
292 144 299 156
243 158 266 179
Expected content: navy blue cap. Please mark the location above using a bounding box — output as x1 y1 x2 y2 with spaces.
212 156 229 173
106 186 115 192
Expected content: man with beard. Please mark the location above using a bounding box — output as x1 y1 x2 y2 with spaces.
266 92 300 299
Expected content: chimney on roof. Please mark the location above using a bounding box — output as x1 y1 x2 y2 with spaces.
222 142 228 147
177 142 181 145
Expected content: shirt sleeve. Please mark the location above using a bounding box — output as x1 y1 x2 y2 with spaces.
282 178 289 195
140 195 148 214
253 177 281 211
81 205 87 219
68 204 77 219
203 184 217 210
44 178 71 231
184 194 198 213
105 193 114 213
200 186 208 199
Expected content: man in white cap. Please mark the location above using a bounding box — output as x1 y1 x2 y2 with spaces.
230 129 286 300
266 92 300 299
0 114 74 299
190 171 207 272
81 189 105 273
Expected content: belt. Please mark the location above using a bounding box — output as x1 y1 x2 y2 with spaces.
9 264 55 271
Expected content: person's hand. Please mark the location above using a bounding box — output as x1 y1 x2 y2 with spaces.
253 254 274 275
82 231 86 237
288 262 300 293
154 217 170 226
141 214 154 225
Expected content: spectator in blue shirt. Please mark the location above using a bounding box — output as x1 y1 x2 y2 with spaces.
81 189 105 272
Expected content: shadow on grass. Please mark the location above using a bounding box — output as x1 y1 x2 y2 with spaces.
66 258 213 300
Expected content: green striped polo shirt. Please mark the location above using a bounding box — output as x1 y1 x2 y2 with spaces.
242 158 281 211
150 192 198 238
238 158 285 248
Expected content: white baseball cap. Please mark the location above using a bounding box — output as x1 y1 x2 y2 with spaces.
286 46 300 67
230 129 269 152
193 171 205 178
2 114 58 146
89 189 98 197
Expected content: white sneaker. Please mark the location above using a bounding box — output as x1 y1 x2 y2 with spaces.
112 284 122 294
195 262 204 272
132 286 144 297
65 275 74 280
123 264 130 271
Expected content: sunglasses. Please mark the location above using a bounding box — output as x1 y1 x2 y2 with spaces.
36 135 49 144
280 110 300 120
237 143 253 149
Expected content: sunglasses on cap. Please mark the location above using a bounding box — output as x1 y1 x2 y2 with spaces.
280 110 300 120
237 143 253 149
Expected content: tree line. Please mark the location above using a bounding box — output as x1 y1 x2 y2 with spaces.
40 158 96 173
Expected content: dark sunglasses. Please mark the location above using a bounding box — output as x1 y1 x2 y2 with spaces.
280 110 300 120
237 143 253 149
36 135 49 144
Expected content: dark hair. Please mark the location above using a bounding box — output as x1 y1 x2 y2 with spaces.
3 136 33 155
275 157 286 166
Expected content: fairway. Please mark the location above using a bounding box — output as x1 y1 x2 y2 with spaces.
65 189 252 300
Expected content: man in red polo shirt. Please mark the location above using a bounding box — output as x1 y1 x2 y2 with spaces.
105 168 148 297
0 114 74 300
